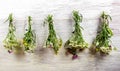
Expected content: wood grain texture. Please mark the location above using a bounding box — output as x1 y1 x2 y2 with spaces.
0 0 120 71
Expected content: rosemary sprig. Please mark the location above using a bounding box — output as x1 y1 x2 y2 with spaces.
91 12 114 54
3 14 19 53
64 11 88 59
43 15 62 54
23 16 36 52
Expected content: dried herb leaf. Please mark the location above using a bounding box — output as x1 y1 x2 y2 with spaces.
23 16 36 52
3 14 19 53
44 15 62 54
64 11 88 59
92 12 114 54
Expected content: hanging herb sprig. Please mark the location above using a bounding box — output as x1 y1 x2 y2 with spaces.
64 11 88 60
91 12 114 54
3 14 19 53
43 15 62 54
23 16 36 52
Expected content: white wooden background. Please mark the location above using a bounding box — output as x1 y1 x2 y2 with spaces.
0 0 120 71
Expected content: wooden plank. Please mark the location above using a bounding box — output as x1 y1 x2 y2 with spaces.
0 0 120 71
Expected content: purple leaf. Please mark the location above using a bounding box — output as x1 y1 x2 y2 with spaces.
72 54 78 60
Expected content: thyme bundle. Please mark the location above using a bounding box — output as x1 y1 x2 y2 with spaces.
3 14 19 53
64 11 88 59
43 15 62 54
91 12 114 54
23 16 36 52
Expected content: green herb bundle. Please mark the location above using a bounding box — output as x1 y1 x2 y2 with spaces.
3 14 19 53
91 12 114 54
44 15 62 54
64 11 88 59
23 16 36 52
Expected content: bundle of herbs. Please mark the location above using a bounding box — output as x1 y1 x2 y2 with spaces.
3 14 21 53
64 11 88 59
90 12 115 54
43 15 62 54
23 16 36 52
